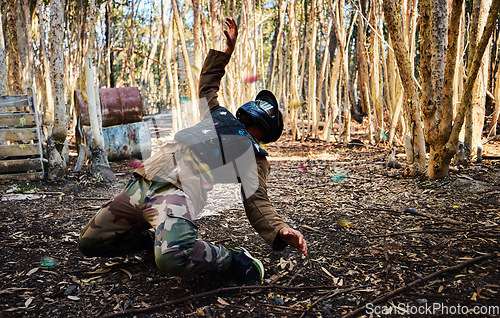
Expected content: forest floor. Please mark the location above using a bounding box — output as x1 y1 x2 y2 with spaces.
1 132 499 317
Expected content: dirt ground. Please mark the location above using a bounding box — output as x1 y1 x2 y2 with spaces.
1 135 499 317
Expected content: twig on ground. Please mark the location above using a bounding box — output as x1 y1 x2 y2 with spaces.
342 253 498 318
383 237 391 275
285 268 303 286
99 284 348 318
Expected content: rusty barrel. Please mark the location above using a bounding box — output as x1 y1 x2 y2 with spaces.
74 87 143 127
82 122 151 161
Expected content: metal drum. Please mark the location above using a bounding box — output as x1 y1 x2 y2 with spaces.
82 122 151 161
74 87 143 127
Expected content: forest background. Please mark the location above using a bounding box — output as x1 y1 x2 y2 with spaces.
1 0 500 180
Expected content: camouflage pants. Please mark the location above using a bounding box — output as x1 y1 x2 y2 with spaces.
79 178 232 276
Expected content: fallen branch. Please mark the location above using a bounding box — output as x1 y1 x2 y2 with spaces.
405 208 463 225
342 253 498 318
368 229 470 238
73 196 110 200
100 284 348 318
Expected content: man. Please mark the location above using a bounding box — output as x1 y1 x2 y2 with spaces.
79 18 307 283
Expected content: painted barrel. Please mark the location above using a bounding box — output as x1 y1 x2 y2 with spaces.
82 122 151 161
74 87 143 127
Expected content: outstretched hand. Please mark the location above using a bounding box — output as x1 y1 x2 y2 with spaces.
223 17 238 55
279 227 308 257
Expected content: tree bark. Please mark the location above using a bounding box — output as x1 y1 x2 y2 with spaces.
105 0 114 88
0 10 7 95
6 0 23 94
129 0 136 87
172 0 199 124
466 0 491 157
356 0 372 143
48 0 67 179
37 0 54 127
369 0 383 142
308 0 318 138
270 0 286 94
19 0 34 88
192 0 203 82
332 0 351 144
489 65 500 136
446 0 500 163
289 0 300 140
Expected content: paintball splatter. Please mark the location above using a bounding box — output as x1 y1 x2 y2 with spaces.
244 74 259 84
289 100 302 109
298 164 308 173
380 131 388 140
330 172 349 182
127 159 142 168
336 218 352 228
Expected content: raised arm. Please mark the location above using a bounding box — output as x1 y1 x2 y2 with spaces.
198 18 239 117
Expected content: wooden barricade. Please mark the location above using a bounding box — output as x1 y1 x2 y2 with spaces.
0 87 44 181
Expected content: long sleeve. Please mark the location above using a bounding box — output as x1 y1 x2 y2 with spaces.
243 156 289 250
198 49 231 118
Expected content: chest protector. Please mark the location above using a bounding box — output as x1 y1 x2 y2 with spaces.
174 106 268 172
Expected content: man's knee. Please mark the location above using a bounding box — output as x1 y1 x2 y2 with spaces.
155 250 189 276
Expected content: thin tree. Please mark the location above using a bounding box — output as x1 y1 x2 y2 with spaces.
0 10 8 95
382 0 427 174
37 0 54 127
289 0 301 140
47 0 67 179
172 0 199 124
463 0 492 157
356 0 373 143
6 0 23 94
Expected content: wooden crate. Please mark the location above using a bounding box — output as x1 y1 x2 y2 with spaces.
0 87 44 181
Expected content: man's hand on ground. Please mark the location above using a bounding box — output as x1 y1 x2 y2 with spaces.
224 17 238 55
279 227 308 257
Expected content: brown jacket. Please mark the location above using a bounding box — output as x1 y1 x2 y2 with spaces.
135 49 289 250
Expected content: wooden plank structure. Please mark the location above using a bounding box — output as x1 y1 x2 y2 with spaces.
0 87 45 181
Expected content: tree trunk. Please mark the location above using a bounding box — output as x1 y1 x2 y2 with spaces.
270 0 286 94
19 0 34 88
383 0 427 173
37 0 54 127
172 0 199 124
209 0 223 51
488 65 500 136
464 0 491 157
47 0 67 180
306 0 318 138
6 0 23 94
356 0 372 143
164 15 181 132
129 0 136 87
192 0 203 81
0 10 7 95
369 0 383 142
332 0 351 144
105 0 114 88
289 0 300 140
436 0 500 178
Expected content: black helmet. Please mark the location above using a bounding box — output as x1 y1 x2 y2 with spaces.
236 90 283 143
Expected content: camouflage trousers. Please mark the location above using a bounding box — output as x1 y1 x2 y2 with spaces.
78 178 232 276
